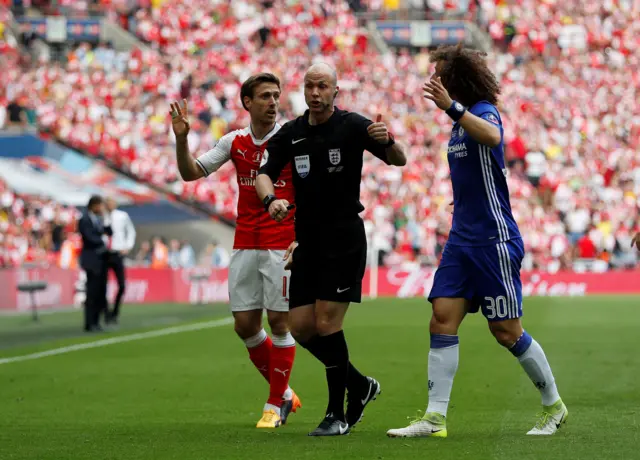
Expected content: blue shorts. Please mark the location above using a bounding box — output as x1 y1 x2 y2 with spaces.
428 238 525 321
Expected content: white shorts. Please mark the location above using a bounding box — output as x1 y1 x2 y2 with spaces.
228 249 290 312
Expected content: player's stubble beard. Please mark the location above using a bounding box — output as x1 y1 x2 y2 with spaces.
251 104 277 134
308 94 335 124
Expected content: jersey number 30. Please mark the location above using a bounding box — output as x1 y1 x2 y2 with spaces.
484 296 509 319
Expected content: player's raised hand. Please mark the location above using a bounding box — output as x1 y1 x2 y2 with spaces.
367 114 390 144
423 77 453 111
268 199 290 222
631 232 640 250
170 99 190 138
283 240 298 270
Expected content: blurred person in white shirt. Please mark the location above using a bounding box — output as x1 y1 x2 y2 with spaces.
104 197 136 324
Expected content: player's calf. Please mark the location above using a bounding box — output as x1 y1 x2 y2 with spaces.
266 311 297 411
492 321 566 434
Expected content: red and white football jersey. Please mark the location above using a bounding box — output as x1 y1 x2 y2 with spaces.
196 124 295 250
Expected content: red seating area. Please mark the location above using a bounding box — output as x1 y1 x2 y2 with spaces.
0 178 80 268
1 0 638 270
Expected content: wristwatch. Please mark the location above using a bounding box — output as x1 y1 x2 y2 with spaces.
263 194 277 211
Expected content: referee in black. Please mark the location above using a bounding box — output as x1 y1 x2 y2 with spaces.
256 62 407 436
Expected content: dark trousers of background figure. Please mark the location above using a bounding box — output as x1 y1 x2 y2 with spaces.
106 252 126 320
84 263 108 330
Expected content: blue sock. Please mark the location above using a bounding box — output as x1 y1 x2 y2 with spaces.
509 330 532 357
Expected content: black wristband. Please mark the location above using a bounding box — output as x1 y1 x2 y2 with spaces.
446 101 466 122
263 194 277 211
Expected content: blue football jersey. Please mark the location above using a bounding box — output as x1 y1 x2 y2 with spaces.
446 101 521 246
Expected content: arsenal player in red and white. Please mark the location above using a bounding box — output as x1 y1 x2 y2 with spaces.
170 73 300 429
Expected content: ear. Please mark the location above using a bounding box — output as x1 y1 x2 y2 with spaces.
334 86 339 97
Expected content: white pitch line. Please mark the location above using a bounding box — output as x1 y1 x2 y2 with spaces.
0 317 233 365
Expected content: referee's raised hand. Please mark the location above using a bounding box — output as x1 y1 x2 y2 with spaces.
367 114 390 144
170 99 190 138
268 199 290 222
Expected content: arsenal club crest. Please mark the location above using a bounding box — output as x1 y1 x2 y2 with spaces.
328 148 341 165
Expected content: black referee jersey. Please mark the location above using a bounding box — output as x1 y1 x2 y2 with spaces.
258 106 393 306
258 106 391 236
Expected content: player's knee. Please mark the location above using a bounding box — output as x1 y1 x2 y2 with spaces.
288 316 315 342
492 330 518 348
289 323 314 342
430 298 466 335
430 311 458 335
267 313 289 336
489 320 522 348
234 320 262 341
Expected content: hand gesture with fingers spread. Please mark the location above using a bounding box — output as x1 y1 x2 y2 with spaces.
423 77 453 111
170 99 190 138
367 114 390 145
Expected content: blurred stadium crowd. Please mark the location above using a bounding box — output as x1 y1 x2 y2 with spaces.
1 0 639 271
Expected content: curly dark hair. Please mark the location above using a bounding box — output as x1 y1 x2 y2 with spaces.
429 44 501 107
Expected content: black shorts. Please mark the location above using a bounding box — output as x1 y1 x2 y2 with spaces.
289 218 367 309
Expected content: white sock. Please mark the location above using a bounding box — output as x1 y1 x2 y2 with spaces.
511 332 561 406
426 334 459 417
264 403 281 417
271 332 295 347
243 329 267 348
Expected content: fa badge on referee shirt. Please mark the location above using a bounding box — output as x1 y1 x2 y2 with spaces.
295 155 311 178
328 148 341 165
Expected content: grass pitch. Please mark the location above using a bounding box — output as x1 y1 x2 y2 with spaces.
1 297 639 460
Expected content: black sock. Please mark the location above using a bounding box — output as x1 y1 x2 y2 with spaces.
298 334 326 363
346 361 368 394
300 334 367 393
316 331 349 421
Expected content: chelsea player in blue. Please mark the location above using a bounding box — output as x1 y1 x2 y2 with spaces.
387 45 568 438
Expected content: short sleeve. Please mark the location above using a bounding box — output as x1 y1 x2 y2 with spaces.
258 123 291 182
349 113 391 165
195 132 233 176
470 102 502 127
